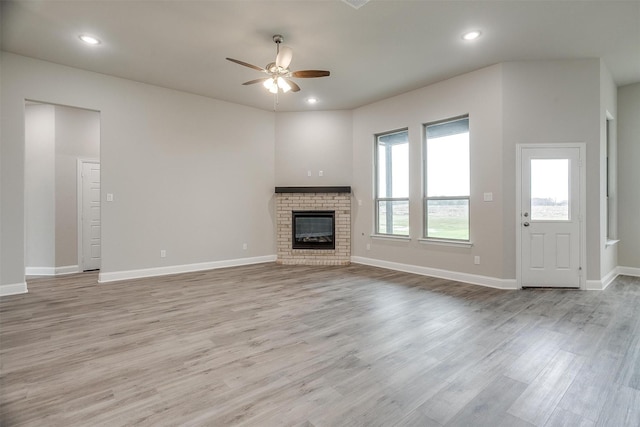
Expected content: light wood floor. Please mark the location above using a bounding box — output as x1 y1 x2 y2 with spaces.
1 264 639 426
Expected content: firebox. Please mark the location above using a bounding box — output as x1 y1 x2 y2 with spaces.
292 211 335 250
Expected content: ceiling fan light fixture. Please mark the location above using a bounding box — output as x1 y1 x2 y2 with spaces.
263 77 276 91
277 77 291 93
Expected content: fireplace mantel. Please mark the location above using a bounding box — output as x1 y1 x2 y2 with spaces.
275 186 351 194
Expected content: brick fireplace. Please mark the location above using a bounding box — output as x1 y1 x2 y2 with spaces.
275 187 351 265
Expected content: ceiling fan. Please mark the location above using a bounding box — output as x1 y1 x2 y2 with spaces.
226 35 330 94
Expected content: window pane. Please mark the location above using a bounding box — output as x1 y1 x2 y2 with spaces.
391 143 409 198
426 119 469 197
376 131 409 199
377 200 409 235
530 159 569 220
426 199 469 240
377 144 387 198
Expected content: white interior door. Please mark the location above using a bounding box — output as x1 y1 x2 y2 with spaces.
82 162 101 271
519 146 582 288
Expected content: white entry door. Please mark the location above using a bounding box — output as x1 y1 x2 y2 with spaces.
518 146 583 288
82 162 101 271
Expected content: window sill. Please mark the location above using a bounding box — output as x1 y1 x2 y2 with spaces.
605 239 620 247
371 234 411 241
418 238 474 248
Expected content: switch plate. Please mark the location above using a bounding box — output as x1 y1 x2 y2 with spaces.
319 170 324 177
366 243 371 251
483 192 493 202
474 256 480 265
106 193 114 202
307 170 312 177
160 250 167 258
242 243 247 250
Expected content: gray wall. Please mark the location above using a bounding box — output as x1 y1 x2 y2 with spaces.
1 51 630 292
599 62 618 280
617 83 640 269
352 64 505 279
25 103 100 272
352 59 612 283
1 52 275 289
25 104 56 269
275 111 352 186
501 59 606 281
55 105 101 267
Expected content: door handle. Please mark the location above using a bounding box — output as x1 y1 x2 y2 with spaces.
523 222 530 227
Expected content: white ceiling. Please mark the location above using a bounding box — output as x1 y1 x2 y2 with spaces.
2 1 639 112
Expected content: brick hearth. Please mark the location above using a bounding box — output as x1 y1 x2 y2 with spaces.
275 187 351 265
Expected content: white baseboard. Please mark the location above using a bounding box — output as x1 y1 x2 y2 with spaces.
586 280 603 291
350 256 518 290
0 282 28 297
618 266 640 277
26 265 80 276
98 255 277 283
25 266 55 276
601 268 619 290
586 266 640 290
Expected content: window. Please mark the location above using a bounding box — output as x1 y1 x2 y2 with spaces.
424 116 470 241
375 129 409 236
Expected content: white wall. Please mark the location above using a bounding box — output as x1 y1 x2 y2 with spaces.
275 111 352 186
353 59 607 285
352 65 505 281
25 104 56 269
55 105 100 268
502 59 602 281
1 52 276 289
599 62 618 281
617 83 640 270
24 103 100 273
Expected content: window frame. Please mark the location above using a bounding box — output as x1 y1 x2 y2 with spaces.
423 115 471 242
374 128 410 237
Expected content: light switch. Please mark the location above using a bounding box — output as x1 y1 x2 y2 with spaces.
106 193 114 202
319 170 324 177
483 192 493 202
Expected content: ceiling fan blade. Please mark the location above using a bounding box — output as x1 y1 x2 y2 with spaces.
276 46 293 69
290 70 330 78
226 57 266 72
242 78 270 86
285 79 301 92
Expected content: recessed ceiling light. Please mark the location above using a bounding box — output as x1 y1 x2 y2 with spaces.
79 34 101 45
306 97 318 104
462 30 481 41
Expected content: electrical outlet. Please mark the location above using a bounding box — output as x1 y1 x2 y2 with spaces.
160 250 167 258
319 170 324 177
474 256 480 265
307 170 312 177
242 243 247 250
106 193 114 202
366 243 371 251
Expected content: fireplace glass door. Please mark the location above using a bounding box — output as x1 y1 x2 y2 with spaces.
292 211 335 250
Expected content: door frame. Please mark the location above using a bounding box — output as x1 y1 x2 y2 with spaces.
77 158 100 271
515 143 587 289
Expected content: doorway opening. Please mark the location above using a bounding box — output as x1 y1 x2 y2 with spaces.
24 101 101 276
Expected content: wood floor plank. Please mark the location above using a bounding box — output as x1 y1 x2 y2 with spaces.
507 349 585 425
1 267 639 426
